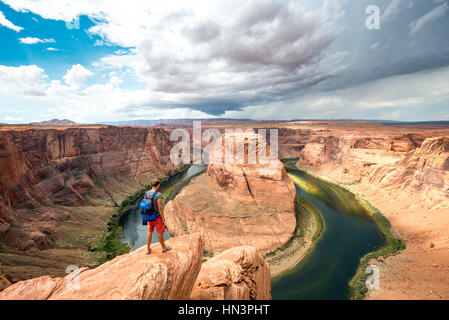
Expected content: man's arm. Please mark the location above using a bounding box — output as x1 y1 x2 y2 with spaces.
157 198 165 222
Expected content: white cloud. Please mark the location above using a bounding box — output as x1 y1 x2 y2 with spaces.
0 62 211 123
63 64 93 88
2 62 449 123
2 0 345 115
0 65 47 96
19 37 55 44
382 0 402 21
2 0 448 122
409 2 449 35
4 116 23 122
0 10 23 32
47 47 59 51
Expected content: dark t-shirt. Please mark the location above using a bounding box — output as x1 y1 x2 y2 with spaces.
144 190 163 214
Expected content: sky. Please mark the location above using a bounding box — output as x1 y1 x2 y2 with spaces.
0 0 448 123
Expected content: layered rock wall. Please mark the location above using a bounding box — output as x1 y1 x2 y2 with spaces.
0 126 179 281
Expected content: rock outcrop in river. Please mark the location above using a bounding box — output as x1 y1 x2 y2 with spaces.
191 246 271 300
164 131 297 255
0 235 204 299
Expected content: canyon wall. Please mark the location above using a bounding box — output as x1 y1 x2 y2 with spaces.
295 131 448 208
2 121 447 299
0 126 177 235
0 126 178 281
0 263 11 291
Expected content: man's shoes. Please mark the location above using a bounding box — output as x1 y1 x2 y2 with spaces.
162 246 171 253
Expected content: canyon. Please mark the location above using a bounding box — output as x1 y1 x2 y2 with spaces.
0 125 178 282
283 122 449 299
0 121 448 299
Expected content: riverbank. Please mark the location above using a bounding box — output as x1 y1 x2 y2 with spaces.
348 197 405 299
293 162 407 299
265 194 323 278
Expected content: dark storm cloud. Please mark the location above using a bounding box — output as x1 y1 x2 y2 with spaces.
123 0 449 118
134 0 344 115
319 50 449 93
304 0 449 95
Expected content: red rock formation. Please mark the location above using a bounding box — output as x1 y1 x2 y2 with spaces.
296 132 449 208
191 246 271 300
164 131 296 255
0 126 177 238
367 136 449 208
0 235 204 300
0 126 179 281
0 263 11 291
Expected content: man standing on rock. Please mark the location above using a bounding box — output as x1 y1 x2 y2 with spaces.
145 178 171 255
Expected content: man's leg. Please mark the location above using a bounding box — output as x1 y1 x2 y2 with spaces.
146 230 153 253
156 218 170 252
158 233 167 250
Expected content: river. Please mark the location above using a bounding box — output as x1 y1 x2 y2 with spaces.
120 164 385 299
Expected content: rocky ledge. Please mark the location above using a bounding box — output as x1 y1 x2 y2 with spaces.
0 235 203 300
0 235 272 300
191 246 271 300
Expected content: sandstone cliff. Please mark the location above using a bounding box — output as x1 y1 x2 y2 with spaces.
0 235 204 300
0 126 178 281
0 235 272 300
296 133 449 209
0 263 11 291
191 246 271 300
164 131 297 255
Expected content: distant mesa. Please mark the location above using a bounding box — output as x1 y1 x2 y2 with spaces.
30 119 78 126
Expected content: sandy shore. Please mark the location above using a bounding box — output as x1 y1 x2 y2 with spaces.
266 236 313 278
265 197 322 278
